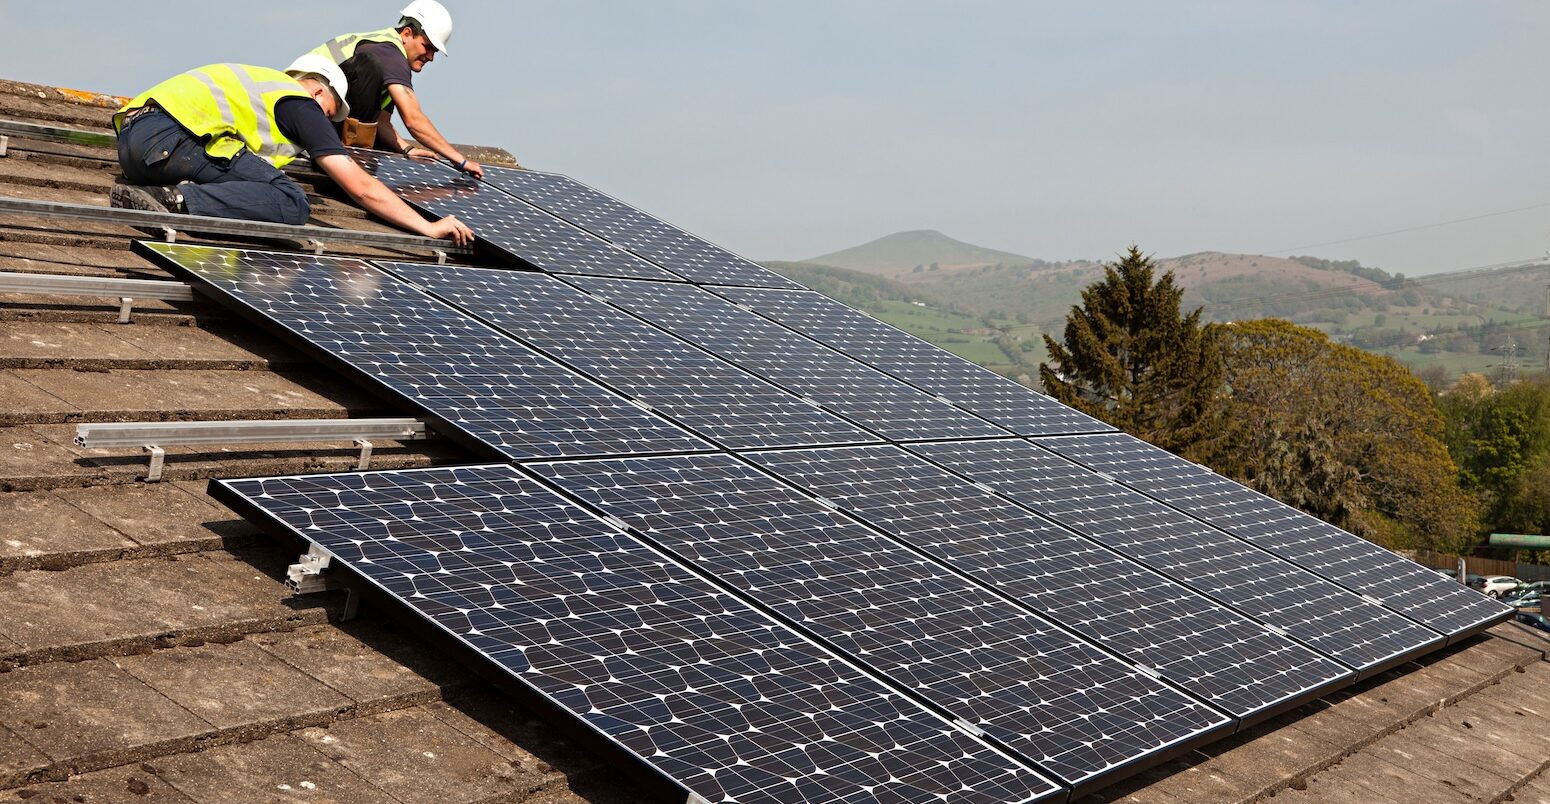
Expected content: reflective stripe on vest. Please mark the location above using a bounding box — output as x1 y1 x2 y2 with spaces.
115 64 310 168
310 28 408 110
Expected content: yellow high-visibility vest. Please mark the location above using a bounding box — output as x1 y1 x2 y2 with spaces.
114 64 310 168
309 28 408 110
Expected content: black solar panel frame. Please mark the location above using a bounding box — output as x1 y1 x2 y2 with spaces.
1031 432 1513 642
208 465 1065 804
132 241 712 462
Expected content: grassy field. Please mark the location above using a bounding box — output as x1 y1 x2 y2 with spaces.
866 300 1013 365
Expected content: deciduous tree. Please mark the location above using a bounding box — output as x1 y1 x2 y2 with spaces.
1207 319 1478 553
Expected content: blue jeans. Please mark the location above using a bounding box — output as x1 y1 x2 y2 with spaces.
116 109 311 225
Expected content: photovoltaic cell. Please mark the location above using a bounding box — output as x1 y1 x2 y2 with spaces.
137 242 709 460
906 440 1445 674
1032 432 1511 639
479 165 802 289
351 151 677 280
211 465 1061 804
529 453 1232 791
566 276 1011 442
381 262 878 450
714 286 1113 436
744 445 1351 719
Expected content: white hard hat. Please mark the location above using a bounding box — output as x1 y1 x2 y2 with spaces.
285 53 351 123
401 0 453 56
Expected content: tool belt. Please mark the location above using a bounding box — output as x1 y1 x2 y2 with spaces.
340 117 378 148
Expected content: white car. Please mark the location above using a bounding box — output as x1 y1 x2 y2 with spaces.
1477 575 1524 598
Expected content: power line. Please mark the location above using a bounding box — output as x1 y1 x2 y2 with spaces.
1263 201 1550 255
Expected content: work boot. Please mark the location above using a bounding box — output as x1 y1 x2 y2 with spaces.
110 184 186 214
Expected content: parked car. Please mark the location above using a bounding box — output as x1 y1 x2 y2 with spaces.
1508 593 1541 610
1516 612 1550 633
1475 575 1524 598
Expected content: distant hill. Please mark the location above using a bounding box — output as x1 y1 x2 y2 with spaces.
805 230 1037 277
769 240 1550 385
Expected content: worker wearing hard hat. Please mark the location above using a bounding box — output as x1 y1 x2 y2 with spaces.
304 0 486 178
108 57 473 246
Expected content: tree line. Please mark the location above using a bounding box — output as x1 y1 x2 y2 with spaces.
1041 246 1549 555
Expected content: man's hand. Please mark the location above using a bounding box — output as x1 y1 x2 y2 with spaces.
429 215 474 246
459 159 485 179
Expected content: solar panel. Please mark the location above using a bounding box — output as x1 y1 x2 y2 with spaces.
1032 432 1511 639
714 286 1113 436
478 165 802 289
210 465 1062 804
564 276 1012 442
136 242 710 460
528 453 1233 793
744 444 1352 720
350 150 678 280
906 440 1446 675
380 262 879 450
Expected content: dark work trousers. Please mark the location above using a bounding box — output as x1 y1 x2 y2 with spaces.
116 109 311 225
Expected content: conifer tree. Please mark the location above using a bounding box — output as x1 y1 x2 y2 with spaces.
1040 245 1224 457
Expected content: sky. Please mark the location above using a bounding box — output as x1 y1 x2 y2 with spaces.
7 1 1547 275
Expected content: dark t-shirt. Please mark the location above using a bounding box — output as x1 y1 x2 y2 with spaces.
273 97 348 160
353 41 414 104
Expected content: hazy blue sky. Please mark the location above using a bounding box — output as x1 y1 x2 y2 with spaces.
8 1 1547 274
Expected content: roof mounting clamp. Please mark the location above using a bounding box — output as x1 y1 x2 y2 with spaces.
434 249 448 265
308 238 326 255
143 445 165 482
354 438 373 470
162 225 177 244
288 544 361 620
0 135 8 158
117 297 136 324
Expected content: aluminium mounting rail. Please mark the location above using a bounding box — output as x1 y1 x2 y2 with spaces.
75 418 430 481
0 270 195 322
0 197 473 260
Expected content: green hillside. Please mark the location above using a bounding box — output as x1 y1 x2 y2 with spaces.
804 230 1037 278
767 235 1550 385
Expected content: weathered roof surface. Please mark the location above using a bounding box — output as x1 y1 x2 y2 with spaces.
1 77 1548 804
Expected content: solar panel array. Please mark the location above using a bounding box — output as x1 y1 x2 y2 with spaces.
906 440 1447 675
353 151 677 280
479 165 801 289
136 242 708 460
569 276 1012 442
1032 432 1507 638
380 262 878 450
528 453 1232 790
715 286 1112 436
211 465 1063 804
145 159 1512 802
743 445 1351 718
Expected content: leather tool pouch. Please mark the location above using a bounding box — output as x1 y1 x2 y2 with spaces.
340 118 378 148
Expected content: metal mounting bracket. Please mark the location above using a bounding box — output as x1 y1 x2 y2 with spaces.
117 297 135 324
434 249 448 265
0 135 8 158
287 544 359 620
354 438 374 471
307 238 325 255
161 226 177 244
143 444 165 482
